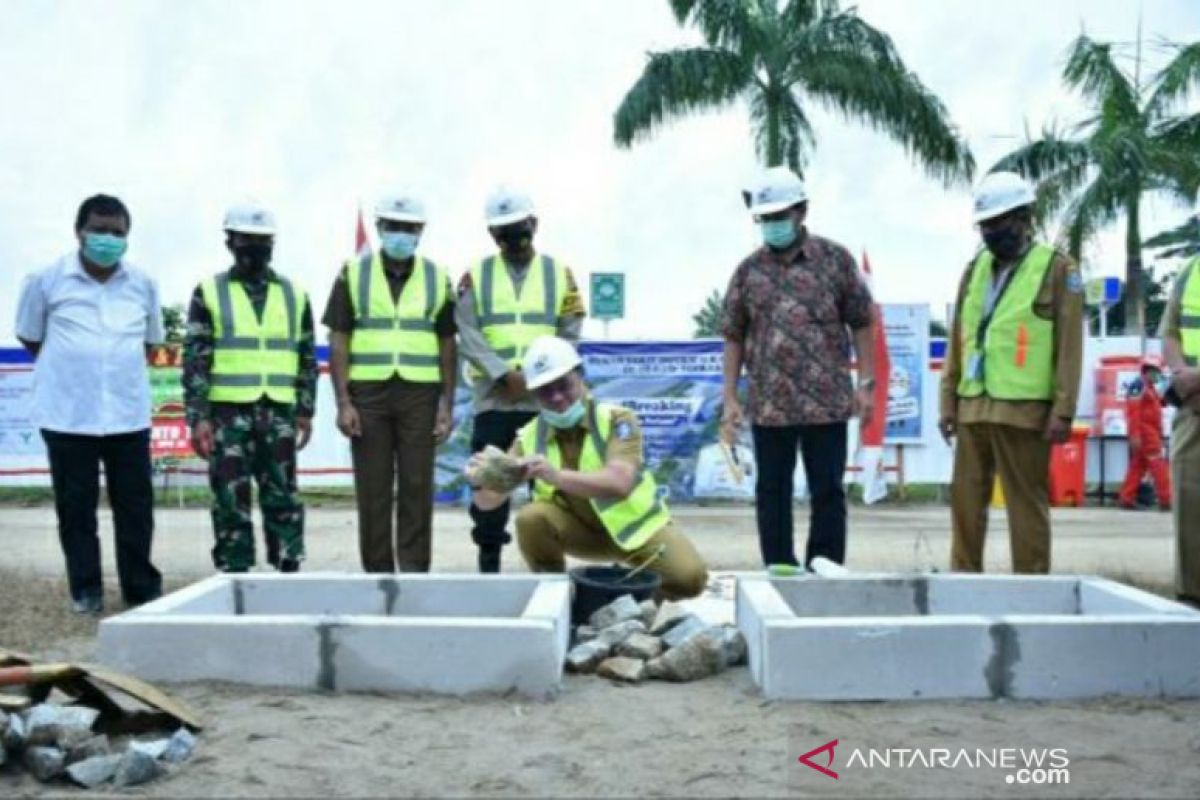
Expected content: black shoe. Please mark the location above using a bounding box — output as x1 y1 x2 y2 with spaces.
279 559 301 573
478 547 501 574
71 594 104 615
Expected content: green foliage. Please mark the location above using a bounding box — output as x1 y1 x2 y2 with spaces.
692 289 725 338
161 303 187 344
992 34 1200 332
614 0 974 183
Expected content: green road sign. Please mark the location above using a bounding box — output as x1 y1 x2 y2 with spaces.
590 272 625 320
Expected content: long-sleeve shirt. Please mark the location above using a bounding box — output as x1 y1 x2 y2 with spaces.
455 252 586 414
182 267 318 427
940 246 1084 431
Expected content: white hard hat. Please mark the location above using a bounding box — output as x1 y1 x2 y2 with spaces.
972 171 1035 223
746 166 808 215
485 185 535 226
523 336 582 390
375 191 427 223
223 201 277 235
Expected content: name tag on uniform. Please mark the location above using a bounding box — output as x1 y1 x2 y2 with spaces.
967 352 985 381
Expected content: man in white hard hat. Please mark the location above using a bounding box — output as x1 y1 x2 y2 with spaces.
939 171 1084 574
721 166 879 570
464 336 708 598
322 191 456 573
183 201 318 573
1158 200 1200 607
456 185 586 573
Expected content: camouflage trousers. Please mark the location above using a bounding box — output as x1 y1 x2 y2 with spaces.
208 401 305 571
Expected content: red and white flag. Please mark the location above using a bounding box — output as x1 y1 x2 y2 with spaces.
857 250 891 504
354 205 372 260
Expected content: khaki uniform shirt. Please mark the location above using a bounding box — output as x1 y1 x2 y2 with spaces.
511 403 643 532
940 247 1084 431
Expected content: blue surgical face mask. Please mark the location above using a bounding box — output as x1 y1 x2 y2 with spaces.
759 218 797 250
82 232 127 268
541 399 586 429
381 231 419 260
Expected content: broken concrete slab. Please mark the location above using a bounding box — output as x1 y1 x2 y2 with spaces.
715 624 747 667
588 594 642 630
597 657 646 684
574 625 598 643
3 709 26 750
595 620 646 649
64 734 110 765
638 599 658 628
617 632 664 661
647 630 727 682
25 703 98 747
131 737 170 760
23 746 66 782
114 748 161 787
67 754 122 788
162 727 197 764
649 603 689 635
661 615 707 649
564 641 611 674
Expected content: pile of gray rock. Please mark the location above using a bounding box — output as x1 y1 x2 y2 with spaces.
1 703 196 789
565 594 746 683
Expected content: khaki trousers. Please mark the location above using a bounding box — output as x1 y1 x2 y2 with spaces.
1172 408 1200 601
349 380 440 573
950 422 1052 574
515 500 709 600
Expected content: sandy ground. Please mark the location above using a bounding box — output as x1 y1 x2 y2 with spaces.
2 503 1198 798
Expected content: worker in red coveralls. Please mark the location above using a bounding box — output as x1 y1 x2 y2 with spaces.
1118 357 1172 511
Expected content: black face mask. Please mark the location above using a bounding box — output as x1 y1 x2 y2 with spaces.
982 226 1027 262
496 224 533 252
233 242 273 273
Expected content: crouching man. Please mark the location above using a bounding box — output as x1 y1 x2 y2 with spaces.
464 336 708 599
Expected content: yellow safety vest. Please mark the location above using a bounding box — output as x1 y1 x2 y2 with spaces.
957 244 1056 401
517 400 669 552
200 273 305 404
1179 258 1200 366
470 254 566 369
345 253 447 383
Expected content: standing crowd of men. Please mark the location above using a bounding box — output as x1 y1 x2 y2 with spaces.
14 172 1200 614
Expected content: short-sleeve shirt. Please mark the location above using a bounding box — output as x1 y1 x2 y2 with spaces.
720 232 873 425
15 252 163 435
511 403 643 530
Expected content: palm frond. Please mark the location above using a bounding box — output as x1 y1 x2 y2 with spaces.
667 0 769 52
750 90 816 171
1146 41 1200 119
1056 175 1124 259
613 47 754 148
789 11 974 184
779 0 839 31
1144 217 1200 258
1062 35 1140 120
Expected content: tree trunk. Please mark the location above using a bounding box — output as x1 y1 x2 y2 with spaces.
1124 196 1145 341
765 92 781 167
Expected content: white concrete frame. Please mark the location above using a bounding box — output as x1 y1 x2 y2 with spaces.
98 574 571 698
736 573 1200 701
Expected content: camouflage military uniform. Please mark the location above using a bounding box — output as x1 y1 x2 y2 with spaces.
183 267 318 572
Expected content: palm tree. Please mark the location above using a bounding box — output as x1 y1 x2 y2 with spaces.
613 0 974 183
992 34 1200 333
692 289 724 337
1145 215 1200 260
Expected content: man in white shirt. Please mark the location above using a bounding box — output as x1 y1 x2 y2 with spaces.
14 194 164 614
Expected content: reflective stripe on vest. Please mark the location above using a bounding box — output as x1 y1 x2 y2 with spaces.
470 254 565 366
517 401 669 552
201 273 304 404
957 244 1056 401
1179 258 1200 367
346 253 446 383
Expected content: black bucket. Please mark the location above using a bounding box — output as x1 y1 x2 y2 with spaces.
568 565 661 627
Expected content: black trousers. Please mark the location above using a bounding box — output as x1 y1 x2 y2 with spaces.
468 410 537 549
41 429 162 604
751 422 848 568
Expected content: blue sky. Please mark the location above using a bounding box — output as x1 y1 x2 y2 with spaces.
0 0 1196 341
